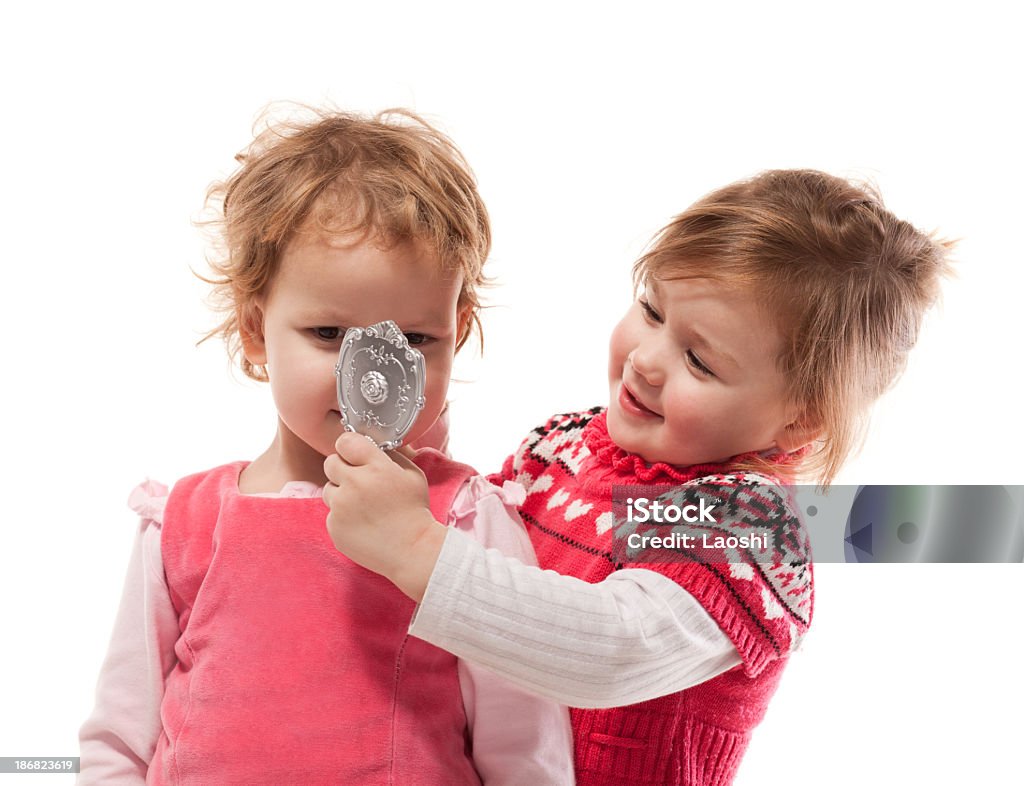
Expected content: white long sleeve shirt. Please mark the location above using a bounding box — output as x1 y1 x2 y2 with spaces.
410 524 742 709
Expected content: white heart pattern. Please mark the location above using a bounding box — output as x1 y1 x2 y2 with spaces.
594 511 615 535
547 489 569 510
564 499 593 521
527 475 553 495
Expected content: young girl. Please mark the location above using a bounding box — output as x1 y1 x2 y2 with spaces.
324 169 952 785
77 108 574 785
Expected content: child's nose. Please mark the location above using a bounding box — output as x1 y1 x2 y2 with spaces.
628 344 665 387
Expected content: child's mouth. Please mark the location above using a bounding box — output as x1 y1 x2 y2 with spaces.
619 383 661 419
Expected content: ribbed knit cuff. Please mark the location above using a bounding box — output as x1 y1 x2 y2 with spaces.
678 567 775 678
682 719 747 786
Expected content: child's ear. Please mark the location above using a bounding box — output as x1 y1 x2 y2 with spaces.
774 414 821 454
455 304 475 350
238 301 267 366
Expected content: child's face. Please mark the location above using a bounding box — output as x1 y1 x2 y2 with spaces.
243 232 466 470
606 276 800 467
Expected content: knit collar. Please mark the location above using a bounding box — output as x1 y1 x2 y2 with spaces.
580 409 802 485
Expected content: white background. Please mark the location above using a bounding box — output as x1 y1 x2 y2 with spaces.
2 2 1022 784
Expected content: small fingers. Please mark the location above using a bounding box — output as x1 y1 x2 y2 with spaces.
323 453 348 485
322 480 338 507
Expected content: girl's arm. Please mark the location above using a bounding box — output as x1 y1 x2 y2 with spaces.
412 525 741 709
78 483 178 785
324 435 742 710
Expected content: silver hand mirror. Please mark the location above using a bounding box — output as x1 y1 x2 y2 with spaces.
334 320 425 451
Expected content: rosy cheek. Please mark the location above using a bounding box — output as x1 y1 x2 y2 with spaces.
608 320 633 375
663 385 700 428
426 358 453 392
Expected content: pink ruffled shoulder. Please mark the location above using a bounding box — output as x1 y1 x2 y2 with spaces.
449 475 526 520
127 478 169 526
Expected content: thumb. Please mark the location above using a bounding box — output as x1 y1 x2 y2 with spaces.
386 450 431 507
388 449 427 481
335 431 383 467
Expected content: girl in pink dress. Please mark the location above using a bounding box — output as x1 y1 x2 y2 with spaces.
78 108 574 786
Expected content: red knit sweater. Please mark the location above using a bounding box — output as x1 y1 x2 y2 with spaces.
492 409 813 786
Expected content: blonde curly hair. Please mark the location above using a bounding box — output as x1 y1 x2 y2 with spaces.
198 106 491 382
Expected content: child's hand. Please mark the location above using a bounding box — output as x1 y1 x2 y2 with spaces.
323 433 446 601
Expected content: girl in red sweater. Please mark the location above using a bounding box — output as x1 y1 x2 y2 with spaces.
324 169 952 785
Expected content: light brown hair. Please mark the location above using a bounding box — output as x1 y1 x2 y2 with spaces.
635 169 953 486
199 106 491 381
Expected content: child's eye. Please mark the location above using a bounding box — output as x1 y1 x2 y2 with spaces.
639 299 663 324
686 350 714 377
404 333 432 347
313 327 342 341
